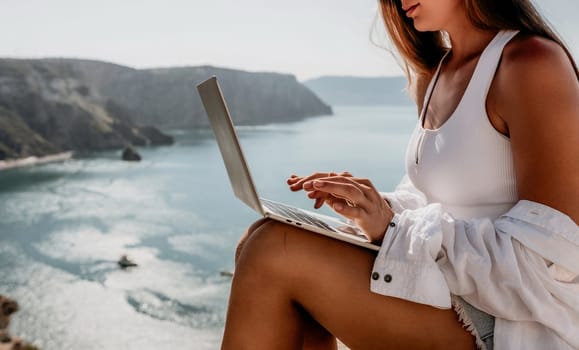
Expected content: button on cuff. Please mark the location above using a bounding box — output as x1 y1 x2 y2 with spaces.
383 213 401 243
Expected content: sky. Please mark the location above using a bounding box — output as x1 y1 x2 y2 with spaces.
0 0 577 81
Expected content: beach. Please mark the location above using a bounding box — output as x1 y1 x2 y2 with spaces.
0 152 73 171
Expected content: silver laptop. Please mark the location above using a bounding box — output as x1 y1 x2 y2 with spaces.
197 76 379 251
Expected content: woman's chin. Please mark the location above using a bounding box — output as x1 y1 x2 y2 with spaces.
411 19 437 32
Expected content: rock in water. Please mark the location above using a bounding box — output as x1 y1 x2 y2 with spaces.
139 126 174 145
122 146 141 161
118 254 138 269
0 295 39 349
219 270 234 278
0 296 18 329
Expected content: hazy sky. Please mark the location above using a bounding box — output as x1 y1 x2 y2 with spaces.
0 0 577 80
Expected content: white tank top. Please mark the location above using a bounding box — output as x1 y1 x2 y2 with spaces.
406 30 519 220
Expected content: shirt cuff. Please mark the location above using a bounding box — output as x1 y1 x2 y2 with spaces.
370 258 451 309
380 192 405 214
369 209 451 309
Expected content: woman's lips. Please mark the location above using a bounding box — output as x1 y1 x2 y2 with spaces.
405 4 419 17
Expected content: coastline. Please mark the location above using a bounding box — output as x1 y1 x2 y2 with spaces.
0 106 415 349
0 152 73 171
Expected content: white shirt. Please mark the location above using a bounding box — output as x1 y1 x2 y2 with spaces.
374 176 579 350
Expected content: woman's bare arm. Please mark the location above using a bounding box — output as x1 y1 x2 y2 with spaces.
491 35 579 223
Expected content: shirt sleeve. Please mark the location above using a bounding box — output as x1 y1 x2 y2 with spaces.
369 200 579 347
379 174 427 213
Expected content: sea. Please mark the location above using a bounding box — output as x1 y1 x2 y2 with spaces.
0 105 417 349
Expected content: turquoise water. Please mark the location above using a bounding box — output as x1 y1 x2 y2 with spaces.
0 105 416 349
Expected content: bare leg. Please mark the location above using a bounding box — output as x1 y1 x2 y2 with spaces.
235 218 270 265
224 220 475 350
300 306 338 350
233 219 337 350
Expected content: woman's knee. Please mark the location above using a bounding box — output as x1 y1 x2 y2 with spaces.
235 218 271 265
235 219 307 282
235 219 292 266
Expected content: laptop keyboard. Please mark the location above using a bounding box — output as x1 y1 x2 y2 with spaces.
261 199 336 232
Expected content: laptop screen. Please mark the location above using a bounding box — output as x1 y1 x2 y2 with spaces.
197 76 264 215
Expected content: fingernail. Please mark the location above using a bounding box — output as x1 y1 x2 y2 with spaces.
313 181 324 187
334 203 343 210
303 181 312 188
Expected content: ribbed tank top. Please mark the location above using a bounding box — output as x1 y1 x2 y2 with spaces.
406 30 519 220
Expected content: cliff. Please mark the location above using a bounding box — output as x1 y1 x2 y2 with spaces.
0 59 173 161
52 59 333 128
0 59 333 160
303 76 414 106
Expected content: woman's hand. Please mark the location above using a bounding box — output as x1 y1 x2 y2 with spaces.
287 172 394 243
287 171 352 209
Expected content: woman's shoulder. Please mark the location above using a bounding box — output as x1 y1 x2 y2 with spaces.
492 33 577 121
499 33 576 84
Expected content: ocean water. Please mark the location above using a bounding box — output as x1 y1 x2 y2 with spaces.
0 105 417 349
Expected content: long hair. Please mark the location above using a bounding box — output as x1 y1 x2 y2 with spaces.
378 0 579 99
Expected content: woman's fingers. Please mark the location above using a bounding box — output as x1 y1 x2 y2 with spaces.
308 177 384 209
339 171 353 177
346 177 383 203
287 175 301 186
330 200 364 220
290 173 393 242
306 191 364 219
287 171 368 211
329 176 384 204
291 174 383 213
287 171 350 191
307 179 371 211
307 190 335 209
287 173 319 189
314 197 325 209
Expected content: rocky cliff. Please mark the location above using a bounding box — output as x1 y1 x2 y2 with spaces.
0 59 173 160
52 59 333 128
0 59 333 160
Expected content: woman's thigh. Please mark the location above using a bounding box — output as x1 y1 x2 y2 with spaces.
235 219 476 350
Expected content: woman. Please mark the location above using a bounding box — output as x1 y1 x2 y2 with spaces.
222 0 579 349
